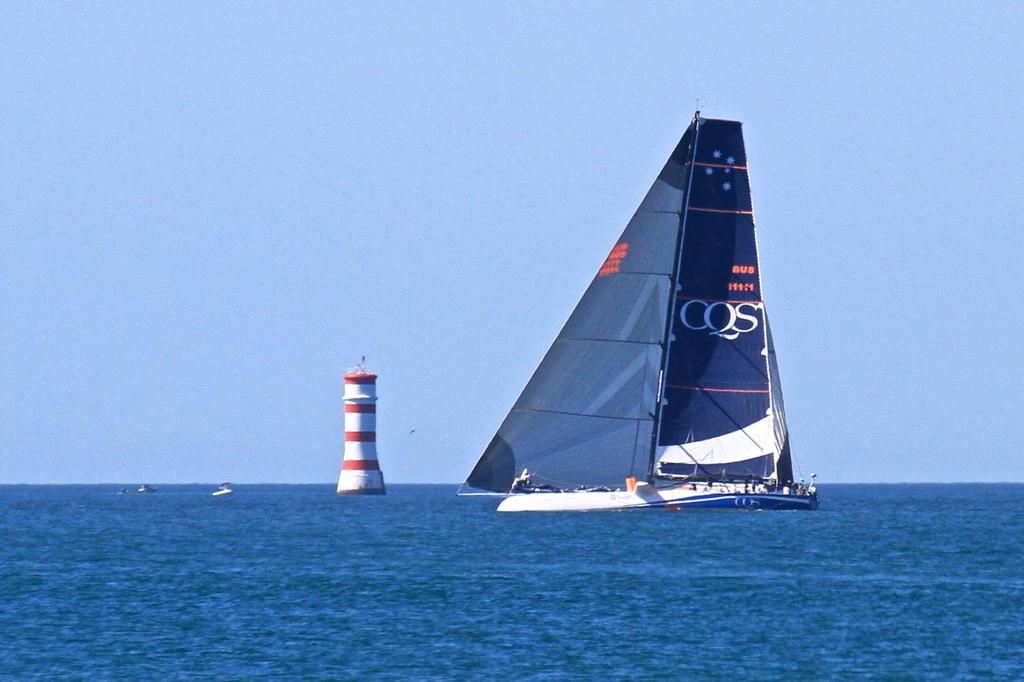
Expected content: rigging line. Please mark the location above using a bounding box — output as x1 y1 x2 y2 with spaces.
719 332 770 381
659 325 768 382
614 276 658 339
663 437 716 480
791 446 805 482
663 459 716 481
673 303 770 380
528 472 612 489
685 386 770 453
582 352 648 416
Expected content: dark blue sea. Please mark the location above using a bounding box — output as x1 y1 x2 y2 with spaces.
2 484 1022 679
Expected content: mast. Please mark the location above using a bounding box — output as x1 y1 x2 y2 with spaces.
646 111 701 482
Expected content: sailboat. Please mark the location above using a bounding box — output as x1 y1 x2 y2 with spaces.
462 112 817 512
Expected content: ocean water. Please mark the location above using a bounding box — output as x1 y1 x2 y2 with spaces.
2 484 1022 679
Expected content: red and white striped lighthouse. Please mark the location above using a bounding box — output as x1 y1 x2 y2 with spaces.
336 360 386 495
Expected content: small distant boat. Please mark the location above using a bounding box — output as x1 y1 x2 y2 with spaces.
118 488 129 495
212 483 233 497
137 484 156 494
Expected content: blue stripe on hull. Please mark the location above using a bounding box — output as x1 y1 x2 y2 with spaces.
648 493 817 511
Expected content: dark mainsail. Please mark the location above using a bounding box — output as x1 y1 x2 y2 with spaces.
655 118 785 483
465 115 793 492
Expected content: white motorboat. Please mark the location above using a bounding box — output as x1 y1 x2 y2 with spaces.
212 483 233 497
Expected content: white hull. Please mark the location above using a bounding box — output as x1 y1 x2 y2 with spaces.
212 489 233 496
496 482 816 512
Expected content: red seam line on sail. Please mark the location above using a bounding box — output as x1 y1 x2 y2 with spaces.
343 459 380 470
688 206 754 215
668 385 770 394
676 295 763 305
693 162 749 170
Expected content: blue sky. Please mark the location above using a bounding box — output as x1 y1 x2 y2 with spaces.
2 2 1021 483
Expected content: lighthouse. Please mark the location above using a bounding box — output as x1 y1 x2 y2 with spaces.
336 359 386 495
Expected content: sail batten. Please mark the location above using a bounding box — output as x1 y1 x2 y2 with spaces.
514 407 653 422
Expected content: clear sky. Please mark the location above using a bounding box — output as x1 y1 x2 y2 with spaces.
2 2 1022 484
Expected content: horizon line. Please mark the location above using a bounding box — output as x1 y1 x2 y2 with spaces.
3 481 1024 486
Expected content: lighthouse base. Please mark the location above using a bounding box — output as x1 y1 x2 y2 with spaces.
336 469 386 495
